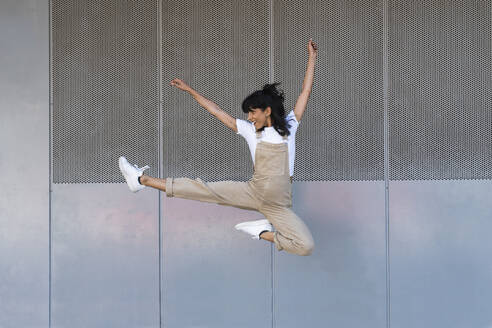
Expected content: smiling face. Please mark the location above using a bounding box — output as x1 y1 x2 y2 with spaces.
247 107 272 131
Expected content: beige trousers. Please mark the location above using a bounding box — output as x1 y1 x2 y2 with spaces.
165 141 314 256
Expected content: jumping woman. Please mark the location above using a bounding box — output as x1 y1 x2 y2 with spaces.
119 39 318 256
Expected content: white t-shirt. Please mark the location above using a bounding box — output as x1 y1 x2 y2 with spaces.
236 110 299 176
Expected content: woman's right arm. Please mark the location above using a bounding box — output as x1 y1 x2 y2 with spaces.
170 78 238 133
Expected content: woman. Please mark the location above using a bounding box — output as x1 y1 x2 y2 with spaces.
119 39 317 256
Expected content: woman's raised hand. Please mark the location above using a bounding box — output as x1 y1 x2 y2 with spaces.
170 78 192 92
307 39 318 58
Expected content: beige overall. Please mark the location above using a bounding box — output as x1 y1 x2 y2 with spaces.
165 140 314 256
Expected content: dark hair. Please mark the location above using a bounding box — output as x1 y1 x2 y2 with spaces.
241 83 290 136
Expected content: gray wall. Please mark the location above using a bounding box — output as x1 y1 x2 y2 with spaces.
1 1 491 328
0 0 50 327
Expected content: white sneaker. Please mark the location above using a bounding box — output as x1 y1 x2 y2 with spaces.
235 219 273 240
118 156 150 193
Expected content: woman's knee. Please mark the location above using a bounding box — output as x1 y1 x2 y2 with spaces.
297 238 314 256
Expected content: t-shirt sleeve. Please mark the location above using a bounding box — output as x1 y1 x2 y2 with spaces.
286 110 299 134
236 118 255 138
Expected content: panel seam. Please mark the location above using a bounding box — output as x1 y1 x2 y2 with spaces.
269 1 275 328
48 0 53 326
383 0 391 328
157 0 164 326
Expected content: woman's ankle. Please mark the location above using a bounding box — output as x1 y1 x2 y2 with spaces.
139 174 148 185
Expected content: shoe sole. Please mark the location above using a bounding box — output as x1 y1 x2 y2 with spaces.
118 156 125 171
118 156 140 192
235 219 270 230
118 157 132 181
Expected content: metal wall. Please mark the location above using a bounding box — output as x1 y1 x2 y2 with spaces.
389 0 492 180
1 1 492 328
50 184 159 327
52 0 160 183
275 0 384 181
0 0 50 327
390 181 492 328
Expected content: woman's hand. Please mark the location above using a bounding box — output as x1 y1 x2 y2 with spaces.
170 78 193 92
307 39 318 58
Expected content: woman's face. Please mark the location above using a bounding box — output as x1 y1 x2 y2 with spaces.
247 107 272 131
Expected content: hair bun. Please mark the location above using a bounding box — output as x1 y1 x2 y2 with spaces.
262 83 284 101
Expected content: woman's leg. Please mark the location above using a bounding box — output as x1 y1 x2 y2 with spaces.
119 157 257 210
259 231 274 242
259 205 314 256
136 174 257 211
164 177 260 211
140 174 166 192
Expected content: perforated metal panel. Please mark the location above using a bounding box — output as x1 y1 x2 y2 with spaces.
161 0 269 182
52 0 159 183
52 0 492 184
389 0 492 180
275 0 384 181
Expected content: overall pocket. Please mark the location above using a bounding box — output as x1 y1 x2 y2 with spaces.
255 147 287 176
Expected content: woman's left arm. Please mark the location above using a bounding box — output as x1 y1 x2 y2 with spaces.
293 39 318 122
